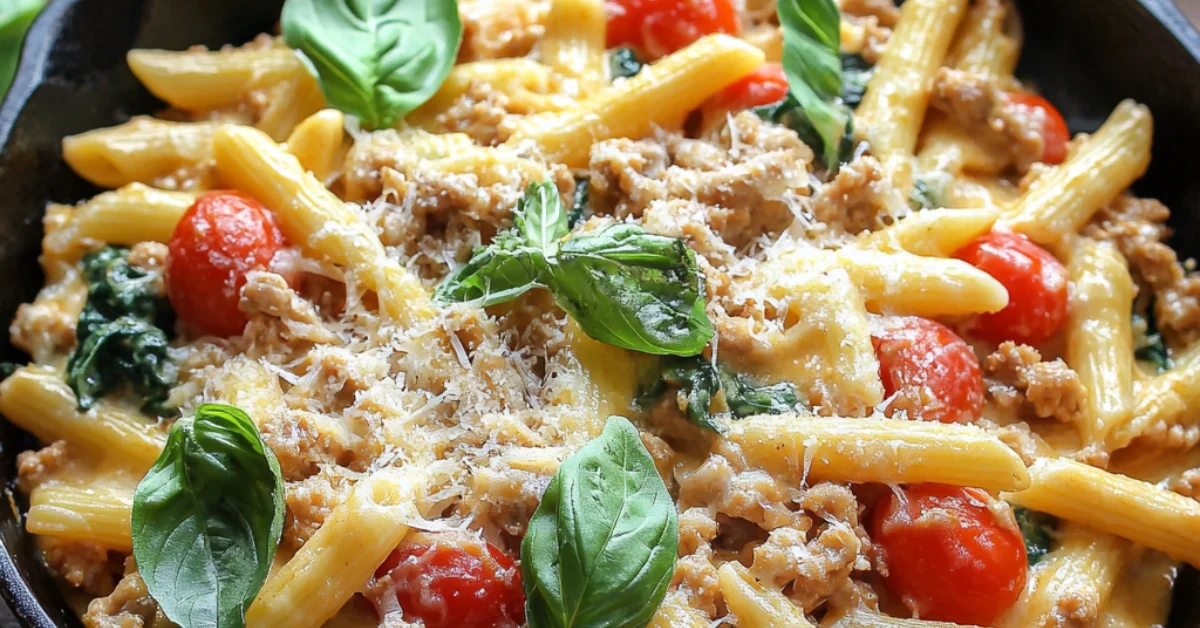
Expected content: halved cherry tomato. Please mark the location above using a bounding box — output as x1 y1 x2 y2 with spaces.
374 534 525 628
165 191 286 337
871 484 1027 625
954 231 1068 346
605 0 740 59
871 316 984 424
1007 91 1070 165
709 62 790 111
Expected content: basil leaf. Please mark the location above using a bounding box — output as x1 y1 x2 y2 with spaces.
551 225 713 356
663 358 722 433
133 404 285 628
281 0 463 129
1134 299 1172 373
1012 506 1056 566
841 53 874 109
608 47 644 80
775 0 853 169
568 177 590 229
0 0 41 97
636 357 801 432
517 181 569 252
434 233 550 307
719 369 801 417
522 416 677 628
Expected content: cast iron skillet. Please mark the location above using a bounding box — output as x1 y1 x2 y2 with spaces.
1 0 1199 625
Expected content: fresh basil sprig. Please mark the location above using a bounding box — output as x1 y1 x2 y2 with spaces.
522 416 678 628
1012 506 1056 566
436 182 714 356
764 0 854 169
281 0 463 129
133 404 285 628
636 357 801 432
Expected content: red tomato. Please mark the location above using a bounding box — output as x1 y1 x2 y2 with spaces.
954 231 1069 346
374 535 525 628
606 0 739 59
1007 91 1070 165
871 484 1027 625
710 62 790 111
871 317 984 424
165 191 286 337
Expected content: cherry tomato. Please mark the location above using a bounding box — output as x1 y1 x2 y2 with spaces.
954 231 1068 346
871 316 984 424
1007 91 1070 165
374 534 525 628
606 0 740 59
165 191 286 337
709 62 790 111
871 484 1027 625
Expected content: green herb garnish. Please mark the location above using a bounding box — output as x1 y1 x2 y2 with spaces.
133 404 285 628
522 416 677 628
841 53 874 109
635 356 801 433
1134 298 1172 373
1013 506 1056 566
281 0 463 129
436 183 714 356
67 247 177 414
608 47 644 80
568 177 589 228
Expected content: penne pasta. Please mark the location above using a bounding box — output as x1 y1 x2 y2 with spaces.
540 0 607 94
127 46 306 111
44 184 196 258
856 207 1000 257
26 484 134 551
62 118 220 189
284 109 346 184
719 562 815 627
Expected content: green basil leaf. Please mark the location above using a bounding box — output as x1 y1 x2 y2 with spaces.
522 416 677 628
434 233 550 307
568 177 590 229
281 0 463 129
133 404 284 628
0 0 41 97
663 358 722 433
550 224 713 356
607 47 644 80
775 0 854 169
719 369 802 417
517 181 569 252
1012 506 1056 566
637 357 801 432
840 53 873 109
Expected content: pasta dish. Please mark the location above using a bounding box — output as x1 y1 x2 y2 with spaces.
3 0 1199 626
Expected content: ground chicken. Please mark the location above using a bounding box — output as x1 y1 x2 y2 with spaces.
458 0 547 62
431 83 519 146
39 538 117 597
1085 195 1200 345
930 67 1046 172
16 440 74 494
676 453 807 531
239 270 337 345
750 521 863 611
840 0 900 26
10 300 77 363
985 341 1087 423
1171 468 1200 499
282 468 352 552
672 553 722 616
811 155 909 236
81 559 167 628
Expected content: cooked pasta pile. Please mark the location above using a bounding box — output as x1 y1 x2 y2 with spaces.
4 0 1200 627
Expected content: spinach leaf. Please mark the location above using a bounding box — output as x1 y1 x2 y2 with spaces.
517 181 569 252
281 0 463 129
0 362 17 381
608 47 644 80
0 0 42 97
636 357 801 432
551 225 713 356
775 0 853 170
522 416 677 628
68 247 177 414
133 404 284 628
1012 506 1056 566
1134 299 1171 373
841 53 874 109
568 177 590 229
909 176 945 211
437 184 714 356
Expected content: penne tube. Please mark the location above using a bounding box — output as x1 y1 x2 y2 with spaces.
62 118 220 189
821 608 982 627
27 484 134 551
1004 458 1200 567
647 590 713 628
284 109 346 184
832 248 1008 316
948 0 1021 76
856 207 1000 257
1002 101 1152 244
0 366 165 473
719 562 815 627
1108 355 1200 451
1095 550 1178 628
726 414 1030 492
255 72 327 141
127 47 306 111
1065 240 1134 444
506 34 764 167
44 184 197 258
540 0 607 94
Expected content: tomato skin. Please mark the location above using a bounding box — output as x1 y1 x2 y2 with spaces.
374 536 525 628
1007 91 1070 165
871 317 984 424
710 62 790 111
954 232 1069 346
165 191 286 337
606 0 740 59
871 484 1027 625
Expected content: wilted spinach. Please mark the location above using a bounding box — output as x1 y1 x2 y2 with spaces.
436 182 714 356
1012 506 1057 566
635 356 801 432
608 47 644 80
522 416 677 628
841 53 874 109
67 246 177 414
1134 299 1171 373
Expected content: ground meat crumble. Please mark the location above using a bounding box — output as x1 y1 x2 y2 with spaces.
984 341 1087 423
